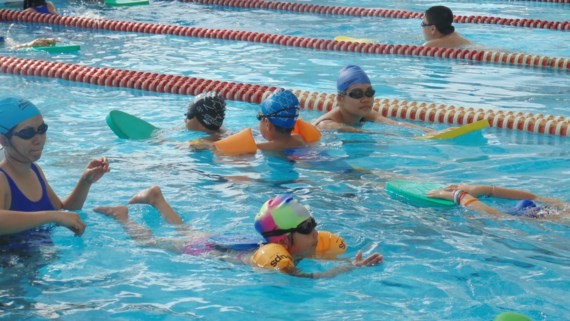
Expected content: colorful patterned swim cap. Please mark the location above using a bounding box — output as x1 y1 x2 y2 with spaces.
260 89 299 129
337 65 371 92
187 91 226 131
254 194 311 242
0 95 41 135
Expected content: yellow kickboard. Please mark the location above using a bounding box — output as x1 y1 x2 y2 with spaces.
420 119 490 140
334 35 372 44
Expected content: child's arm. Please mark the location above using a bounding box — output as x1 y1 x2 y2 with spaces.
47 1 58 14
427 189 508 217
443 184 537 200
289 251 383 279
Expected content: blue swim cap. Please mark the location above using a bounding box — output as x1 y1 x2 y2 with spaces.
337 65 371 92
260 89 299 129
0 96 41 135
503 200 537 216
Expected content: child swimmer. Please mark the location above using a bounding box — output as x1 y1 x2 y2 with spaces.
94 187 382 278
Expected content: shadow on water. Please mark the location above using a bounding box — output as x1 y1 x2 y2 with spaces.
0 245 59 319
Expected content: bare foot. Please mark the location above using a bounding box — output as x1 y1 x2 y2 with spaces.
93 205 129 221
128 186 163 207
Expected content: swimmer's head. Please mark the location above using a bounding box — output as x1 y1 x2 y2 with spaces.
258 89 299 129
254 194 314 243
0 95 41 135
503 200 538 217
186 91 226 131
425 6 455 35
337 65 371 93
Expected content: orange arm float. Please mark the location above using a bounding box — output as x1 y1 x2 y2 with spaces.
213 128 257 156
292 118 322 143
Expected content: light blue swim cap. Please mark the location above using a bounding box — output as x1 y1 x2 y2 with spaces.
0 95 41 135
337 65 371 92
260 89 300 129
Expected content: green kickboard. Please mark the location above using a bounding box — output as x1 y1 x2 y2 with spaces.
106 110 159 140
105 0 150 6
32 45 81 53
386 180 455 207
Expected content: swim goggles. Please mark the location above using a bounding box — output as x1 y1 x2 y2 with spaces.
339 87 376 99
261 217 318 238
9 123 48 140
256 107 299 121
421 21 434 27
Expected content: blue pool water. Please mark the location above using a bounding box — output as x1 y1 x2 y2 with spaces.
1 0 570 320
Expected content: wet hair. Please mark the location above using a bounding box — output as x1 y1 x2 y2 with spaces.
272 123 294 135
425 6 455 35
23 0 47 9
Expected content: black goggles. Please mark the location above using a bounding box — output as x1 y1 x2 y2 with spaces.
256 107 299 121
10 123 48 140
421 21 434 27
339 87 375 99
261 217 317 238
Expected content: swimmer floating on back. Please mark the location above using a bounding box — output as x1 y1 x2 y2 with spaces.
94 187 382 278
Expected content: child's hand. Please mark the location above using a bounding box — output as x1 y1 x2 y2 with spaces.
427 189 454 201
443 183 486 196
352 251 383 267
81 157 110 184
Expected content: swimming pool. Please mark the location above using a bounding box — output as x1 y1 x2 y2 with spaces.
1 0 569 320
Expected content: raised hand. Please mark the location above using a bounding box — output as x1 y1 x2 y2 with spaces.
352 251 383 267
81 157 110 184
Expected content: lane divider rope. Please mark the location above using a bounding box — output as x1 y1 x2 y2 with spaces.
1 10 569 72
180 0 570 31
1 55 567 136
490 0 569 3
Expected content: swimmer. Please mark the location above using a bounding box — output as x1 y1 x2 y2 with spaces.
94 187 383 278
0 36 58 49
184 91 226 149
313 65 440 133
23 0 58 15
421 6 472 49
427 183 569 219
0 95 110 249
256 89 308 152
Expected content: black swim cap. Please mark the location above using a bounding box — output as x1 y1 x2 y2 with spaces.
186 91 226 131
425 6 455 35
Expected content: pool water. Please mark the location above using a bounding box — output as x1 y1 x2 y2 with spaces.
1 0 569 320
